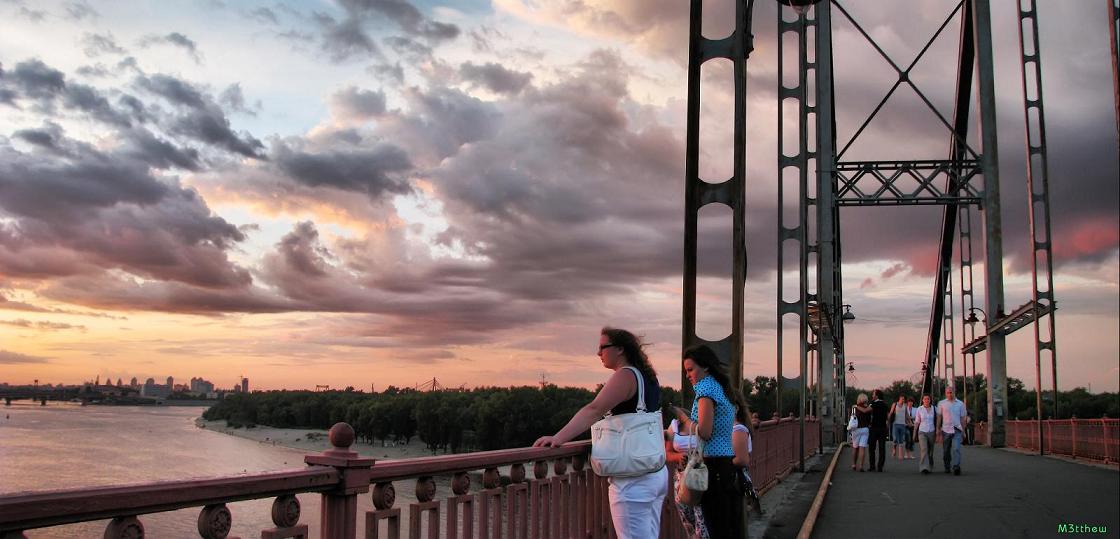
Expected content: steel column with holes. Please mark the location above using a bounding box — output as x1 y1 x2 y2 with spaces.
776 2 813 471
682 0 753 402
1016 0 1059 454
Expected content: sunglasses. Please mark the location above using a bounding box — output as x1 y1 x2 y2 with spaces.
598 344 619 352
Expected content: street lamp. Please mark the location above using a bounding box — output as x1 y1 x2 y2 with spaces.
841 304 855 322
964 307 987 326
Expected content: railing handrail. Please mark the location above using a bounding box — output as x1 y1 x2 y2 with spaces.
0 468 340 532
1 417 824 535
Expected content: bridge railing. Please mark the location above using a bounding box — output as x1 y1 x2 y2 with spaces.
1 418 821 539
1005 419 1120 463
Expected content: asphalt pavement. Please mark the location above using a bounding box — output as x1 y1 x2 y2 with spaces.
811 444 1120 538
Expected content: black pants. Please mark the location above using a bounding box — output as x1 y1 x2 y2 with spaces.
868 427 887 470
699 457 745 539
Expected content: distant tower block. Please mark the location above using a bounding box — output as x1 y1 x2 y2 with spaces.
166 376 174 387
241 377 249 393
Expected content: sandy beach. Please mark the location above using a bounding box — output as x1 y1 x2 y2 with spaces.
194 418 434 460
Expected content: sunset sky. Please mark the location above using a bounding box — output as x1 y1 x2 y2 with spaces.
1 0 1117 393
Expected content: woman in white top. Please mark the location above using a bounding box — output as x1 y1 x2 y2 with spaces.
534 328 667 539
912 394 938 474
732 397 762 515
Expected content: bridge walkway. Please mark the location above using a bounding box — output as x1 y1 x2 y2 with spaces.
811 444 1119 538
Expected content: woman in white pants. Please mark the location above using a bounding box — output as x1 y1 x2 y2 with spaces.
534 328 667 539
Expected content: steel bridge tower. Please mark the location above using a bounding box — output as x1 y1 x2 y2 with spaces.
683 0 1073 456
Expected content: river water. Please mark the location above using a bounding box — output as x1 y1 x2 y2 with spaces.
0 403 351 538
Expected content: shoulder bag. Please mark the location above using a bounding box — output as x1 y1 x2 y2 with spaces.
677 433 707 507
846 407 859 431
589 366 666 478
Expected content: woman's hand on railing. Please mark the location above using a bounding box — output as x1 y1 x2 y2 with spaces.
533 435 562 448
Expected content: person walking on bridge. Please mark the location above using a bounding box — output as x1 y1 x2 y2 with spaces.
888 394 911 463
936 386 968 475
850 394 871 471
868 389 890 472
912 394 937 474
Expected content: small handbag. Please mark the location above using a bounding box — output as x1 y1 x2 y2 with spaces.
589 367 666 478
847 408 859 432
677 434 707 507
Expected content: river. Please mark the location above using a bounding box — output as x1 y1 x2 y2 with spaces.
1 402 347 538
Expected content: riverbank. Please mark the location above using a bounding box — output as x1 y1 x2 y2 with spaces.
194 419 432 459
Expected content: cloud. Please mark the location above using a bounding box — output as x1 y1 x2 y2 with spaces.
0 349 49 364
81 33 126 57
0 319 86 331
328 86 387 124
138 32 204 64
314 12 382 63
134 73 265 157
64 1 98 21
459 62 533 95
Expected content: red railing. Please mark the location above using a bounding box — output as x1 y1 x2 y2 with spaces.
1005 419 1120 463
1 419 820 538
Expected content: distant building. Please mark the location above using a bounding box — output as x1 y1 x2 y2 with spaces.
166 376 174 388
141 378 171 399
241 377 249 394
190 377 215 396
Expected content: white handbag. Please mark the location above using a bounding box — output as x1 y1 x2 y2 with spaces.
847 408 859 431
589 366 666 478
677 434 707 507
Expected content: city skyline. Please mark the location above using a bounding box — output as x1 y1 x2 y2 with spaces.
0 0 1117 393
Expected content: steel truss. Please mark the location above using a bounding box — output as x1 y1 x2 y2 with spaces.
779 0 1018 449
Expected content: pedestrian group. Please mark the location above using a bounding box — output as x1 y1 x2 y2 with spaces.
848 386 969 475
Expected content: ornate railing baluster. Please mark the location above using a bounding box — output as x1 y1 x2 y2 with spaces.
408 477 438 539
197 503 231 539
446 472 473 538
529 460 550 538
262 494 307 539
104 515 144 539
477 468 502 539
364 482 398 539
505 463 528 539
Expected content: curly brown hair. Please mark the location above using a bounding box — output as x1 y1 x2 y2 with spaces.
601 327 657 384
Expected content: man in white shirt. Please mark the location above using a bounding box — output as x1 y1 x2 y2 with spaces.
936 386 968 475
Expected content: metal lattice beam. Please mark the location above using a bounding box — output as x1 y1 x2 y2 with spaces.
834 160 982 206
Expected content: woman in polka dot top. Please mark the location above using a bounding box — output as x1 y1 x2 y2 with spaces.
672 345 745 539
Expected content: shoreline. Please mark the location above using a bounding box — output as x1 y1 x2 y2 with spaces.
194 418 436 460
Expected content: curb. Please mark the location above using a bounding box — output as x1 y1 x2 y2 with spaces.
795 443 845 539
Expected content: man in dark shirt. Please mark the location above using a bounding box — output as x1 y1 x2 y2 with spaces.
868 389 890 471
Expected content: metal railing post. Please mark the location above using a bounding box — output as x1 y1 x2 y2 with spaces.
305 423 375 539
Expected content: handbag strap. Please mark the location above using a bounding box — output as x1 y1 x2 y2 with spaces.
622 366 647 412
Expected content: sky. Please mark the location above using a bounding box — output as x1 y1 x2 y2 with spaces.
0 0 1117 393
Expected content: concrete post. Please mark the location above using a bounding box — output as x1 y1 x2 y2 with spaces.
306 423 375 539
972 0 1008 448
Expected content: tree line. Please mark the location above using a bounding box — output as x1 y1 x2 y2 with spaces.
203 384 685 454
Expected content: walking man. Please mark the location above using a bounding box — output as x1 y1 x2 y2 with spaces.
913 394 937 474
936 386 968 475
867 389 890 472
